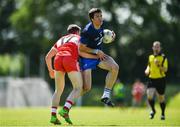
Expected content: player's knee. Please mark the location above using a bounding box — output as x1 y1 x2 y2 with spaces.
73 86 82 93
158 95 165 102
147 88 155 100
54 90 62 97
147 94 154 100
83 85 91 93
111 64 119 73
147 96 153 100
78 86 83 92
55 90 60 94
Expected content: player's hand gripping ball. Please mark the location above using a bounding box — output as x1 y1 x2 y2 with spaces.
103 29 115 44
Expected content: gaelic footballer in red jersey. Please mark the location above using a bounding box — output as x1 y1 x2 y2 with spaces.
45 24 82 125
53 34 80 72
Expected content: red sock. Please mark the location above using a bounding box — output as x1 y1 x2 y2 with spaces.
63 100 74 111
51 106 57 116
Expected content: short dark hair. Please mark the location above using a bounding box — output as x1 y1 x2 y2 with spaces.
88 8 102 21
67 24 81 34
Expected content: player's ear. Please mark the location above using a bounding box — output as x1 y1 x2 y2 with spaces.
91 15 95 22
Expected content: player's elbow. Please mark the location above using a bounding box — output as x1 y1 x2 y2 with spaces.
161 67 167 73
45 55 48 62
74 86 82 94
45 54 51 63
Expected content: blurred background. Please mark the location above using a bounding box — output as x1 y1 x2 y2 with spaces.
0 0 179 107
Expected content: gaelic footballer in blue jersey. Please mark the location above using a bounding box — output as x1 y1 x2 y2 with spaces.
79 8 119 107
80 22 104 50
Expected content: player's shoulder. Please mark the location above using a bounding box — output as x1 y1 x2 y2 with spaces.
160 53 168 60
70 33 80 37
149 54 154 58
63 33 79 38
59 34 68 39
83 22 93 32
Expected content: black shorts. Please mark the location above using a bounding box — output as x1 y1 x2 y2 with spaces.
147 78 166 95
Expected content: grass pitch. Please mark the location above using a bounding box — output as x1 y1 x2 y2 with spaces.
0 107 179 127
0 94 180 127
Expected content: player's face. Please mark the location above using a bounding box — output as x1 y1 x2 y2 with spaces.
152 43 161 54
92 12 103 27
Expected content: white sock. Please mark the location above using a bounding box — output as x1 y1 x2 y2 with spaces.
51 106 57 116
102 88 111 98
64 100 73 110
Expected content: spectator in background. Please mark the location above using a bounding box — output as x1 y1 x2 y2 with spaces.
113 79 125 106
131 79 145 107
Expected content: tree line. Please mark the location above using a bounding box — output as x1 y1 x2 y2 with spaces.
0 0 180 84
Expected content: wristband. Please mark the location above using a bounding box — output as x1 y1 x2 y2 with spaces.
92 49 99 54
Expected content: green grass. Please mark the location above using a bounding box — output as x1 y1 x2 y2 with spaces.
0 107 179 126
0 93 180 127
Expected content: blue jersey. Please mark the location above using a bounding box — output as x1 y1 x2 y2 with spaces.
80 22 104 50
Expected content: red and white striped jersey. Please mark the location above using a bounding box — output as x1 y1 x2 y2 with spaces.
53 34 80 59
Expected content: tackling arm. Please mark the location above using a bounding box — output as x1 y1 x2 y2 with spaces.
79 43 106 60
79 43 99 54
79 51 98 59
